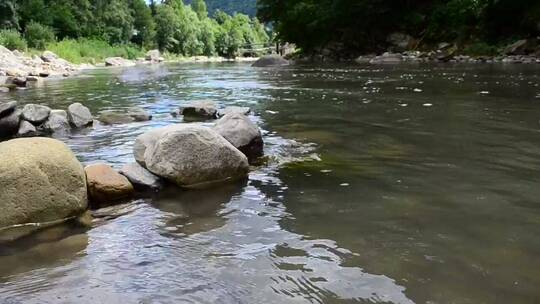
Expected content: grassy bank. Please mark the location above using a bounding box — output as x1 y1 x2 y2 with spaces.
44 39 144 64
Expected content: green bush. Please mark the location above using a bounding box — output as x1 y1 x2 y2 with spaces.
0 29 27 51
25 22 56 50
46 38 144 64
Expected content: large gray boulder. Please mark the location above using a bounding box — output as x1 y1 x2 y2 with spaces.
0 138 88 238
252 55 289 67
145 50 162 62
43 109 70 133
98 111 135 125
213 113 263 159
67 103 93 128
41 51 59 63
120 162 163 191
217 106 251 117
21 104 51 125
0 109 20 138
141 125 249 187
127 107 152 121
133 124 198 167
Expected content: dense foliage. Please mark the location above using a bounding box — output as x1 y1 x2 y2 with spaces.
257 0 540 54
186 0 257 17
0 0 269 58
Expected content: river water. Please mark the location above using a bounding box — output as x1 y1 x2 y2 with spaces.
0 62 539 304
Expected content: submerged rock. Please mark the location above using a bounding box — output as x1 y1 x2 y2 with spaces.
21 104 51 124
213 113 264 159
0 138 88 237
180 100 218 119
67 103 93 128
98 111 135 125
127 107 152 121
252 55 289 67
142 125 249 187
85 163 134 206
120 162 163 191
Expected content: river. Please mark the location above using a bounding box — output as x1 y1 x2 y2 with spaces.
0 62 539 304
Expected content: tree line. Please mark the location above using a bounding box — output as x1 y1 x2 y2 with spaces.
0 0 269 58
257 0 540 55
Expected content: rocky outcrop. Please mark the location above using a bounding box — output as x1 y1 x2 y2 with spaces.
178 100 218 120
67 103 93 128
120 162 163 191
85 163 134 206
387 33 416 51
503 39 535 55
252 55 289 67
213 113 263 159
0 138 88 237
21 104 51 125
139 125 249 187
104 57 136 67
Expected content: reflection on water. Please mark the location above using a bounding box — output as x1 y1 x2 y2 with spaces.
1 62 539 303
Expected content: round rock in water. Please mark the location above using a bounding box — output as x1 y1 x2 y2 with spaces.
98 111 135 125
252 55 289 67
43 109 70 133
213 113 263 159
67 103 93 128
85 163 134 205
0 138 88 238
143 125 249 187
21 104 51 124
127 107 152 122
180 100 218 119
120 162 163 190
218 106 251 117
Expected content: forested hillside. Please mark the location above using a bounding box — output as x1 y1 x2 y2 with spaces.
0 0 268 62
186 0 257 17
258 0 540 56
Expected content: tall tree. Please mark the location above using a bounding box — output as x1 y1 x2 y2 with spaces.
192 0 208 19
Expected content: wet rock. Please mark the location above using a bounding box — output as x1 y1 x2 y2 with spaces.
0 100 17 117
218 106 251 117
85 163 134 206
25 76 44 88
98 111 135 125
21 104 51 125
0 86 9 93
180 100 218 119
43 110 70 133
127 107 152 121
213 113 264 159
120 162 163 191
252 55 289 67
67 103 93 128
9 76 27 87
0 138 88 235
0 109 20 138
142 125 249 187
104 57 136 67
18 120 38 137
355 55 376 64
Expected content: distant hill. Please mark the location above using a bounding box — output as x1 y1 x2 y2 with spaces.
185 0 257 17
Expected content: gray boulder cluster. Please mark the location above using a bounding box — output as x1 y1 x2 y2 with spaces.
105 50 165 67
357 36 540 64
0 101 93 139
0 48 84 93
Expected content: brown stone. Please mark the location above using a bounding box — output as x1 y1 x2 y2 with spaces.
85 163 134 206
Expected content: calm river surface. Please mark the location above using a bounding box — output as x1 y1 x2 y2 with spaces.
0 62 539 304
